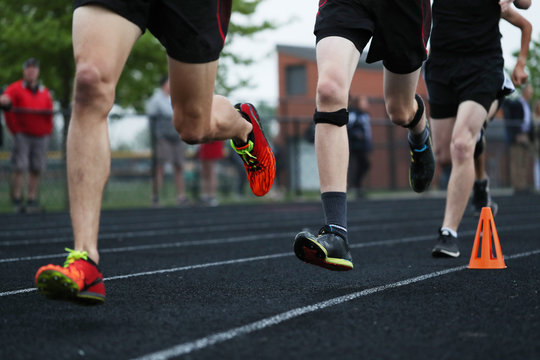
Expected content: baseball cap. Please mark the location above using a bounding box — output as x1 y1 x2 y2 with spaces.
23 58 40 68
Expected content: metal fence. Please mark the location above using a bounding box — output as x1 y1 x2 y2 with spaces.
0 110 531 213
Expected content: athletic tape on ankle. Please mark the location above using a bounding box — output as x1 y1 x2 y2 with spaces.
403 94 424 129
314 108 349 127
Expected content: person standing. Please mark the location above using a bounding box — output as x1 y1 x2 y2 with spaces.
0 58 54 213
146 76 188 207
34 1 276 305
293 0 435 271
347 95 372 198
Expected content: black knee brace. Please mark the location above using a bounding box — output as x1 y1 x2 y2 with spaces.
402 94 424 129
314 108 349 127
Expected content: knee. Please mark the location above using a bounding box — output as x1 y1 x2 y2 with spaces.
450 138 473 164
316 78 347 108
385 101 415 127
73 63 114 114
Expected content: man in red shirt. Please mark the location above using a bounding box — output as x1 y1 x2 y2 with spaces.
0 58 54 213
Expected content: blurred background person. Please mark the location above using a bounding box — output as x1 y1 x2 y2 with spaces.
146 76 188 207
503 83 534 193
198 141 224 206
347 95 372 199
0 58 53 213
533 100 540 192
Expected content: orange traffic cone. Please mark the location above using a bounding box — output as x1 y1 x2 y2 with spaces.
468 207 506 269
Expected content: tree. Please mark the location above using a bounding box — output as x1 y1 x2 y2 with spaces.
524 34 540 102
0 0 277 123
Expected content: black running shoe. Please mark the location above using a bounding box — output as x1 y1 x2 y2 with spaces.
432 229 460 258
409 121 435 193
294 225 353 271
471 178 498 216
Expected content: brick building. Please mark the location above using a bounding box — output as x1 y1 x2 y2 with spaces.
275 44 430 192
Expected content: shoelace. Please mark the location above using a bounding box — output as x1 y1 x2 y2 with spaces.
232 140 262 171
63 248 88 268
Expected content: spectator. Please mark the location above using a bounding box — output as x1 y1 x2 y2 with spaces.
146 76 188 207
503 84 534 193
347 95 372 198
0 58 53 213
198 141 224 206
533 100 540 191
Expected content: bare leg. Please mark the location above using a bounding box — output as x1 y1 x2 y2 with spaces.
27 171 40 200
173 165 185 200
383 68 426 134
314 37 360 193
168 60 252 145
442 101 487 231
11 171 24 199
69 6 141 263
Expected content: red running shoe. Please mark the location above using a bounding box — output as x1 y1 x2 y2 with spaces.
230 103 276 196
35 248 105 305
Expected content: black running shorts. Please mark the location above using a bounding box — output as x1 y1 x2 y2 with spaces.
424 54 504 119
314 0 431 74
74 0 232 63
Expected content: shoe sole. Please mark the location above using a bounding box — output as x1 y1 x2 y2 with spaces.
36 270 105 305
432 249 460 258
294 234 353 271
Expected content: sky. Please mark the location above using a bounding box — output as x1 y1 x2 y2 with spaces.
228 0 540 105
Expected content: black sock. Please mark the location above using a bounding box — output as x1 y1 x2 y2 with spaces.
321 192 347 240
408 126 429 147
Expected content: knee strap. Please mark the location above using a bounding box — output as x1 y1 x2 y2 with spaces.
402 94 424 129
314 108 349 127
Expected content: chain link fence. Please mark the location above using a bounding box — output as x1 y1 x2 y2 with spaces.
0 105 528 214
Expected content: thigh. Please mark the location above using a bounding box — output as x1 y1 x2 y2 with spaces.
72 5 141 86
168 59 218 129
315 36 361 108
453 101 488 145
431 117 455 162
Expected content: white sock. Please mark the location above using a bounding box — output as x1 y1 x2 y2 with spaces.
441 227 458 238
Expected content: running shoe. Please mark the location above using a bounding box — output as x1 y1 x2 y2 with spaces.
409 119 435 193
432 229 460 258
294 225 353 271
230 103 276 197
471 178 498 216
35 248 105 304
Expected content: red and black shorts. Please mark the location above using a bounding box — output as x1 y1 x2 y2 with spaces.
314 0 431 74
74 0 232 63
424 54 505 119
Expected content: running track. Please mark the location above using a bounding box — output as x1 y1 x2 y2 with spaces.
1 193 539 359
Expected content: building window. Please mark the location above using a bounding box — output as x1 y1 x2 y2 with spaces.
286 65 306 95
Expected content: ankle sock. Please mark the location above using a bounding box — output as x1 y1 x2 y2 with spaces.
321 192 347 240
441 227 458 238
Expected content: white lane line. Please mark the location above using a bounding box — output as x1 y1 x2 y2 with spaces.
0 253 290 297
5 221 540 264
131 249 540 360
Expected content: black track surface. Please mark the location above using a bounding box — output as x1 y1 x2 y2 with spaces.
1 194 539 360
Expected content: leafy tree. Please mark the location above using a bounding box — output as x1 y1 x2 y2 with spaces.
524 34 540 102
0 0 277 127
509 33 540 101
